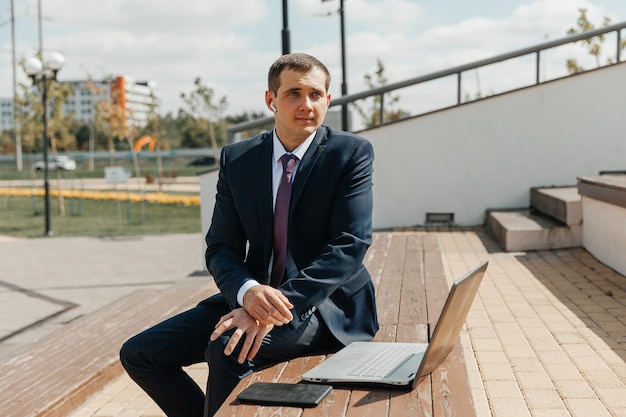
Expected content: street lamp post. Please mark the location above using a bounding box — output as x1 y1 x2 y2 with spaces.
338 0 348 131
282 0 290 55
24 51 65 237
322 0 349 131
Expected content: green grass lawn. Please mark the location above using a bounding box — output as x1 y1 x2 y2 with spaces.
0 194 201 238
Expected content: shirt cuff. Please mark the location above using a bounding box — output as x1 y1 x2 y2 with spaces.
237 279 261 306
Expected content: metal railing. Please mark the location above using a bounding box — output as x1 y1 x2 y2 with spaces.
228 21 626 141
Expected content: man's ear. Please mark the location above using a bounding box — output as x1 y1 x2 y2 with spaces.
265 90 277 113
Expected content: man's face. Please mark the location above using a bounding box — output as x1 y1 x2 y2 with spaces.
265 67 331 150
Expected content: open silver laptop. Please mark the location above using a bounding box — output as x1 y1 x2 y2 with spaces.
302 261 488 389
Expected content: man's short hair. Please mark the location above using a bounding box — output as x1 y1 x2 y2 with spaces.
268 53 331 95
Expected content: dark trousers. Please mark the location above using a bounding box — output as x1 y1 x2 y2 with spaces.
119 293 342 417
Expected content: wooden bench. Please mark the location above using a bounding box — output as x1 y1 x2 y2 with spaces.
215 231 476 417
0 281 218 417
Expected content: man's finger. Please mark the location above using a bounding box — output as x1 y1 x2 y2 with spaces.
237 332 254 364
247 332 265 361
225 328 244 356
276 291 294 309
210 315 234 341
248 303 286 326
266 297 292 323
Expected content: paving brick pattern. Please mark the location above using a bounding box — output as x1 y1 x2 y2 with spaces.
69 229 626 417
439 229 626 417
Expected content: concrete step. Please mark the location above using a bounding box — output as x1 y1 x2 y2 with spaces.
486 209 581 252
530 186 582 226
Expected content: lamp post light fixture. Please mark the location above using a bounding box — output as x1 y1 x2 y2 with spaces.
24 51 66 236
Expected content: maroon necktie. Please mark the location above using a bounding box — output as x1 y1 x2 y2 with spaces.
270 154 298 287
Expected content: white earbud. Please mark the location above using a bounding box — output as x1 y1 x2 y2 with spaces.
270 102 277 112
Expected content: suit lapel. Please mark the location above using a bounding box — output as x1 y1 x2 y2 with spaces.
291 127 328 208
254 133 275 277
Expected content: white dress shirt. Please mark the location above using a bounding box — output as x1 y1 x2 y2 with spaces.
236 129 317 306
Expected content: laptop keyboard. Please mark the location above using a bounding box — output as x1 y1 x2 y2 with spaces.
349 344 417 378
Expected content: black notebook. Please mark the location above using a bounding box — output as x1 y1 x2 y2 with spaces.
236 382 332 408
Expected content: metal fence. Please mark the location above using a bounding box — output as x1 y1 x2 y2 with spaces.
227 21 626 141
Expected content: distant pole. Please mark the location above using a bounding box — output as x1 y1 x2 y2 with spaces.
339 0 348 131
38 0 43 55
37 0 52 235
10 0 22 171
41 77 52 236
323 0 349 130
27 1 65 237
282 0 290 55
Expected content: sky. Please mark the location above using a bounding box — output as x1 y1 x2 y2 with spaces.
1 0 625 119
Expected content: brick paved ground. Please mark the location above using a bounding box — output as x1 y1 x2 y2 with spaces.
439 229 626 417
53 230 626 417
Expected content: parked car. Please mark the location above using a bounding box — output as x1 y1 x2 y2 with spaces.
187 156 216 167
33 155 77 171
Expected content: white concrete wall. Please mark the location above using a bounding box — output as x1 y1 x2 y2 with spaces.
200 62 626 235
581 196 626 276
364 63 626 228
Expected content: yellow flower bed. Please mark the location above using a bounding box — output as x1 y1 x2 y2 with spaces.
0 187 200 206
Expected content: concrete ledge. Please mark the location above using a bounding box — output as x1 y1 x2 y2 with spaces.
578 175 626 209
0 282 217 417
578 175 626 276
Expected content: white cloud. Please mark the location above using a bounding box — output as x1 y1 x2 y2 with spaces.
345 0 425 34
1 0 624 120
46 0 267 32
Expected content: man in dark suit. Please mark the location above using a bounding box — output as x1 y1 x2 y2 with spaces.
120 53 378 417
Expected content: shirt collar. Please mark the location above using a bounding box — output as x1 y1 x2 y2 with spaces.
272 129 317 163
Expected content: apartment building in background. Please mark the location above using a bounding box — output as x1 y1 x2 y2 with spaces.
0 75 159 132
0 98 13 132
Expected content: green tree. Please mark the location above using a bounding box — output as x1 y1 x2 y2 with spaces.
225 110 272 141
14 82 41 153
144 112 183 149
14 63 76 153
47 82 76 152
69 122 91 151
137 91 166 147
352 59 409 128
14 60 76 216
179 77 227 150
0 130 14 154
565 8 625 74
93 81 135 154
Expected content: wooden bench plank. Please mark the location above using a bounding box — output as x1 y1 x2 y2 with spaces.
364 232 392 290
375 233 407 327
423 234 449 327
345 389 390 417
399 233 427 325
254 357 326 417
223 361 290 417
394 323 433 417
431 341 476 417
390 382 432 417
214 232 477 417
0 283 218 417
422 233 477 417
301 384 351 417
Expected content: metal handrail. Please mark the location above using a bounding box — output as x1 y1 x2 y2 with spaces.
228 21 626 141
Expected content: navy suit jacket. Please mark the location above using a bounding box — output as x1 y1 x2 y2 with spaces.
205 126 378 345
